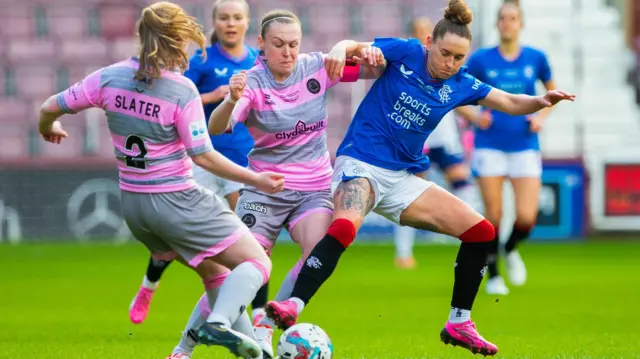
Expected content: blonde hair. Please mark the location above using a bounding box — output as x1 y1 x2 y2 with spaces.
432 0 473 42
135 1 206 84
210 0 250 44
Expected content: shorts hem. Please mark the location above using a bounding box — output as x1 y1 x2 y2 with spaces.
188 228 249 267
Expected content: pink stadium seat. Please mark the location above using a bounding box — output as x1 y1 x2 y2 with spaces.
361 5 403 37
109 39 138 63
0 123 30 159
15 66 56 99
39 116 86 159
46 7 88 39
299 37 323 54
0 7 34 39
59 39 109 65
6 39 56 65
100 5 139 40
0 99 31 124
309 5 350 39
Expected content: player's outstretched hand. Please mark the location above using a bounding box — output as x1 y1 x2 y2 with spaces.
540 90 575 107
40 120 68 144
352 46 385 67
228 71 247 102
255 172 285 194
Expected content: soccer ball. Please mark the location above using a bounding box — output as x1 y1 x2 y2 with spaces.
276 323 333 359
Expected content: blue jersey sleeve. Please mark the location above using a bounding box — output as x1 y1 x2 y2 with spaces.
537 51 552 83
372 37 417 63
458 68 492 106
184 50 206 87
465 51 484 82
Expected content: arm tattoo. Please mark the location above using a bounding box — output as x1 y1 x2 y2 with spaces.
335 178 374 216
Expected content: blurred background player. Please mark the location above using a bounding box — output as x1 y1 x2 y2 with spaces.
37 2 285 357
463 0 557 295
266 0 574 355
128 0 273 326
394 16 481 269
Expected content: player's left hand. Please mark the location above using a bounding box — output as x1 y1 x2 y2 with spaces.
527 115 544 133
540 90 575 107
351 46 385 67
325 45 347 82
40 120 68 144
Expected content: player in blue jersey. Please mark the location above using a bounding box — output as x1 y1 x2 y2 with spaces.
462 0 556 295
394 16 482 269
128 0 270 327
265 0 574 356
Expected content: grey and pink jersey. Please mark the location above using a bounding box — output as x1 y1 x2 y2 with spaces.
229 52 345 191
56 58 213 193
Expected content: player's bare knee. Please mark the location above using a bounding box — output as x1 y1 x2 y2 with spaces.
195 258 228 281
484 204 502 226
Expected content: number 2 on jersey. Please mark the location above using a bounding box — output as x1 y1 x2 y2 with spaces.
124 135 148 170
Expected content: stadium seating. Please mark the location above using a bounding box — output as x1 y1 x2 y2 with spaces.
0 0 635 163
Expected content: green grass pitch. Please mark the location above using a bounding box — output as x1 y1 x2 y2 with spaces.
1 240 639 359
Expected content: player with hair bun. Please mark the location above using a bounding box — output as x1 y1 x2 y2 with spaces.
394 15 482 269
266 0 574 356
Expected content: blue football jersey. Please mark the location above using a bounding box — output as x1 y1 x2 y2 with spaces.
337 37 492 173
466 46 552 152
185 44 259 167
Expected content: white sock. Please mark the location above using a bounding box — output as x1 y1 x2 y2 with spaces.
252 308 265 320
174 287 259 356
448 307 471 323
207 262 266 327
289 297 305 313
142 276 159 290
174 295 209 356
394 225 416 258
233 310 257 340
258 315 276 328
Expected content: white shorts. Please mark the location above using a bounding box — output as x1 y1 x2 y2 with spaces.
192 164 244 199
471 149 542 178
331 156 433 224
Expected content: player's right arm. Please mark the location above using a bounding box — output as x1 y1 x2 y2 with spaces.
39 69 102 143
178 94 284 194
208 71 250 135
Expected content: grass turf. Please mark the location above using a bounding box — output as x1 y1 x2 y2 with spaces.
0 240 638 359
